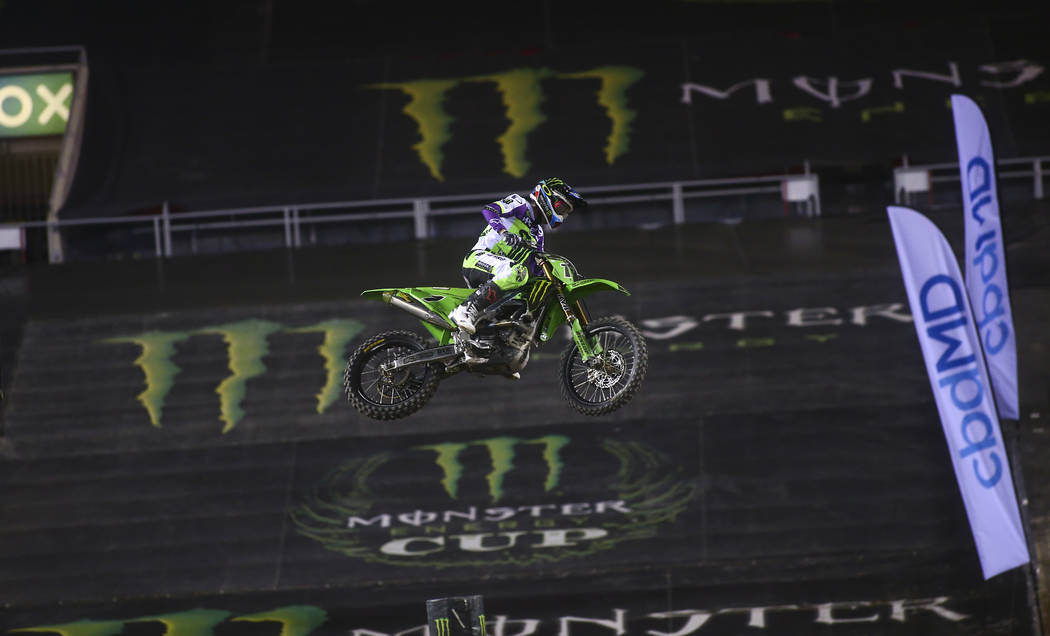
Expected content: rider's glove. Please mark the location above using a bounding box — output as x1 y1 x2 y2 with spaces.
501 232 528 249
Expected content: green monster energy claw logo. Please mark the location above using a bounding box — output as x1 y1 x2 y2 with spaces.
431 614 485 636
9 606 329 636
103 319 364 433
291 434 698 568
527 280 551 307
419 435 569 502
368 65 644 180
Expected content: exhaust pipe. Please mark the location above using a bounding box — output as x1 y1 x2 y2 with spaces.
389 295 454 329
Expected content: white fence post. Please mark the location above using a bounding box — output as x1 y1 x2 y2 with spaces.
153 217 162 257
413 199 430 239
162 200 172 257
283 208 292 248
293 208 301 247
1035 159 1044 200
672 182 685 224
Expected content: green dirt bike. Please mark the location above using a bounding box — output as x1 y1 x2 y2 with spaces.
343 251 648 420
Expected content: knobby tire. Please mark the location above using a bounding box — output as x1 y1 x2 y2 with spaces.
559 316 648 416
344 330 440 420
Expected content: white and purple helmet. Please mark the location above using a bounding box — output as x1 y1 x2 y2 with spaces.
529 177 587 229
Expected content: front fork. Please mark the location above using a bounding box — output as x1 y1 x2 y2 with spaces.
541 259 603 363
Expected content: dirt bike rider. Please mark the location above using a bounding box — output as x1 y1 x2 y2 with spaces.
448 177 588 334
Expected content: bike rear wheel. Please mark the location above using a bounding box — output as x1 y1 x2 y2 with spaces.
344 330 440 420
560 316 648 416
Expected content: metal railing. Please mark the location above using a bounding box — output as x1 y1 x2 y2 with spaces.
893 155 1048 205
3 172 819 261
2 151 1047 262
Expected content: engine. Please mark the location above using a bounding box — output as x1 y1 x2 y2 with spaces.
468 310 538 376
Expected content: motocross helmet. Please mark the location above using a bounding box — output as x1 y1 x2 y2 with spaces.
529 177 587 229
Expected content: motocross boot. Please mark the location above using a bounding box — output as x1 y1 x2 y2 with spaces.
449 280 502 335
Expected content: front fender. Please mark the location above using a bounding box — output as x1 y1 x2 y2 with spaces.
563 278 630 304
540 278 630 342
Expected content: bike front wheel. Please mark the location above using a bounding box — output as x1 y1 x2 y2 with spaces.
559 316 648 416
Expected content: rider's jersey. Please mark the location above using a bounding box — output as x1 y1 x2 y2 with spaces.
470 193 546 271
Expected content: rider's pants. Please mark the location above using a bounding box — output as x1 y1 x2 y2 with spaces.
461 249 530 293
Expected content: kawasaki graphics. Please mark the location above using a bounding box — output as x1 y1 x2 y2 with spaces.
344 251 649 420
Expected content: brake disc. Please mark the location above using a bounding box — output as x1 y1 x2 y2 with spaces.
587 350 625 389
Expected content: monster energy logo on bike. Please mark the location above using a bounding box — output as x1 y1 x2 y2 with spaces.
527 280 551 308
368 66 644 180
291 433 697 568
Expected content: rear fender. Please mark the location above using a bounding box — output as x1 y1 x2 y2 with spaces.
361 286 471 345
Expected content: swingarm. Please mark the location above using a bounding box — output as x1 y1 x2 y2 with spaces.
380 345 459 373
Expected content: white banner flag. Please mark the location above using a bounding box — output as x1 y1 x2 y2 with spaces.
951 94 1018 419
887 205 1029 579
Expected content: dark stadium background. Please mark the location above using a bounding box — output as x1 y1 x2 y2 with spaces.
0 2 1048 635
